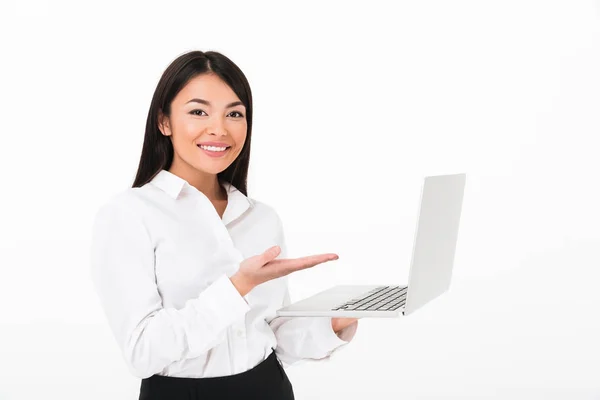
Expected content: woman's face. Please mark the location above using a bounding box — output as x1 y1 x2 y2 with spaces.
159 73 247 177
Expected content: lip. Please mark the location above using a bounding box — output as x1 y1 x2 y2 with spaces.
198 145 231 158
197 141 232 147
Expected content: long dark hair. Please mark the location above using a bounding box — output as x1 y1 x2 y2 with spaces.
131 50 253 196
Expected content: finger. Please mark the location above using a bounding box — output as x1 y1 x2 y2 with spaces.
259 259 311 279
277 254 339 274
261 245 281 263
285 253 338 263
260 253 339 280
297 253 339 265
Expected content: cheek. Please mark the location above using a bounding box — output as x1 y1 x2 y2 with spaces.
232 124 248 142
181 119 203 135
232 126 247 148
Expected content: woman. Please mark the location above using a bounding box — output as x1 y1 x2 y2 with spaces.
90 50 359 400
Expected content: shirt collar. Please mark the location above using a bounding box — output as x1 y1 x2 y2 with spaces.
149 169 253 225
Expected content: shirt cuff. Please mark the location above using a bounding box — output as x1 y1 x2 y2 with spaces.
311 317 356 356
202 273 251 313
186 273 251 356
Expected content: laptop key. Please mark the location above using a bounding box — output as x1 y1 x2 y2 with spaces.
353 286 402 308
370 294 405 310
332 286 408 311
344 286 390 305
357 287 405 309
384 299 406 311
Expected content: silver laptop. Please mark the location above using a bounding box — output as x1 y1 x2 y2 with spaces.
276 173 466 318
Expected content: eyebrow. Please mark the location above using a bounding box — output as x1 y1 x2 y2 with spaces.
185 98 244 108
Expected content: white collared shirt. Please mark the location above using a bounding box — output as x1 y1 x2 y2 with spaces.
89 169 357 379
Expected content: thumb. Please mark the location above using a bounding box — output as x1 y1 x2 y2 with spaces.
262 245 281 262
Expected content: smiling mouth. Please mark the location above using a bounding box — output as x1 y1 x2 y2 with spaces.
197 144 231 152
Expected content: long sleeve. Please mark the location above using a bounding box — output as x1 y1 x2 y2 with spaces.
89 199 251 379
267 213 358 368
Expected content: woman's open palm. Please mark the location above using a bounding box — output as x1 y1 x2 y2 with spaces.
240 245 338 286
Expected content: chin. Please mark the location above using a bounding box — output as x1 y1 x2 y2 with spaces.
194 164 230 175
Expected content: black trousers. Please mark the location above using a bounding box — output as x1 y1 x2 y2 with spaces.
139 349 295 400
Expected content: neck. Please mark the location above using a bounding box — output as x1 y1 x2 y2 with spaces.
168 164 225 202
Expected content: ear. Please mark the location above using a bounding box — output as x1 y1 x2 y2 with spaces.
158 110 171 136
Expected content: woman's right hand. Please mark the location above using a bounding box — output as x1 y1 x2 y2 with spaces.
230 245 338 296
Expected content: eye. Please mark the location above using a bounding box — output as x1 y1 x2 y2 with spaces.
190 109 244 118
190 109 207 116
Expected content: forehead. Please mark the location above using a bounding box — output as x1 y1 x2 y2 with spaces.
176 73 241 104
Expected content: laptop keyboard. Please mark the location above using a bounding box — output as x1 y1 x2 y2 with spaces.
332 285 407 312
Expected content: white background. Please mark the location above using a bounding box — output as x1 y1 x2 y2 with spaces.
1 1 599 399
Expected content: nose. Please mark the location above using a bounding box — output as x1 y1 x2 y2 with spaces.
207 115 228 136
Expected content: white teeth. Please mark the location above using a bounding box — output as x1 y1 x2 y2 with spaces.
199 145 228 152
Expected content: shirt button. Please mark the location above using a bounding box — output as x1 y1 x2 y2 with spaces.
236 329 245 338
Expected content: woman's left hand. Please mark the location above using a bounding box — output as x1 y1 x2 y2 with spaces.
331 317 359 333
